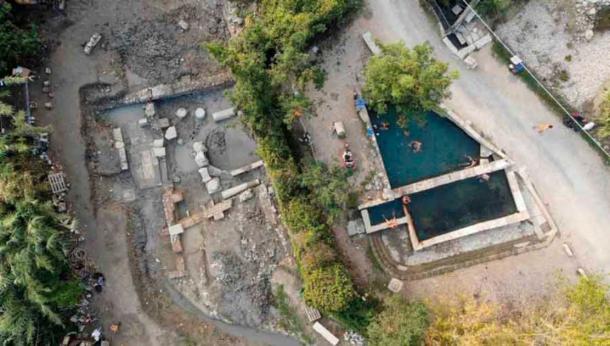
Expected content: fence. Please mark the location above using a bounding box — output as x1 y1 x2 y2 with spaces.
461 0 610 161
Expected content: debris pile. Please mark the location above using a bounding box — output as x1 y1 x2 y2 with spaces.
574 0 610 41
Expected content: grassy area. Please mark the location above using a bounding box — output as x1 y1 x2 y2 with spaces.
273 285 314 344
491 41 610 164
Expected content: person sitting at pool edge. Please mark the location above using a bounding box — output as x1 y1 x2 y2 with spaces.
460 155 477 168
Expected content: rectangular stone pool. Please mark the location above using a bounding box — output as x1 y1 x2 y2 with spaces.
371 109 480 188
408 170 517 241
362 169 519 247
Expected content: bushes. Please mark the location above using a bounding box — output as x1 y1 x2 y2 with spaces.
208 0 360 314
331 296 379 334
367 295 429 346
425 276 610 345
302 264 357 312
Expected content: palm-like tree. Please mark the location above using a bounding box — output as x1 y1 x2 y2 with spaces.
0 198 78 344
0 87 80 344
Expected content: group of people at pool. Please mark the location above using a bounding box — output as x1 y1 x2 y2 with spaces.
374 120 425 154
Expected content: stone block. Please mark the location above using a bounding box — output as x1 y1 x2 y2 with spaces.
153 147 166 158
176 107 188 119
158 118 170 129
238 189 254 202
206 177 221 194
195 107 206 121
153 138 164 148
165 126 177 140
387 278 404 293
347 219 365 236
199 167 212 183
207 164 224 177
195 151 209 167
193 141 207 153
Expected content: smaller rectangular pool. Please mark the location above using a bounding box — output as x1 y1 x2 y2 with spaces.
408 170 517 241
368 198 405 226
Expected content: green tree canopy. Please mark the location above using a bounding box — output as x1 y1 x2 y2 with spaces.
0 90 81 344
208 0 360 315
363 42 457 116
366 295 429 346
0 3 41 75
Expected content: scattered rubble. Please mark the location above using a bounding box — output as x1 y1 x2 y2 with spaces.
344 331 366 346
110 5 228 85
497 1 610 108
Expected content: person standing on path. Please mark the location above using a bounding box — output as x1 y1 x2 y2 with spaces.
534 123 553 133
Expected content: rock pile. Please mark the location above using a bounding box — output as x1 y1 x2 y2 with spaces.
574 0 610 41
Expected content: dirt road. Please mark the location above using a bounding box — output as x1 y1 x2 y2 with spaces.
357 0 610 298
39 1 176 344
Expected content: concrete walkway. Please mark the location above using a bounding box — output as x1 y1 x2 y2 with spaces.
362 0 610 277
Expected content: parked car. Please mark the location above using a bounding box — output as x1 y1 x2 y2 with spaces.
84 33 102 55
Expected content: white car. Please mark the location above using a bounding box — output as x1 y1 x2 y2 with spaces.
84 33 102 55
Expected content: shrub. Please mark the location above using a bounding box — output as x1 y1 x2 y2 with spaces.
332 296 379 334
425 276 610 345
283 198 327 234
303 264 357 312
300 242 337 273
367 295 429 346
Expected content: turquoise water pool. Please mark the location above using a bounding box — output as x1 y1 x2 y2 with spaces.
408 170 517 241
367 198 405 226
365 170 517 241
371 109 480 188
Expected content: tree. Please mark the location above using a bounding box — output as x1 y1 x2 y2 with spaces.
0 96 49 202
208 0 360 319
303 264 356 312
0 198 82 344
425 276 610 345
363 42 458 116
0 89 81 344
476 0 513 23
0 3 41 75
300 161 350 223
367 295 429 345
598 91 610 138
